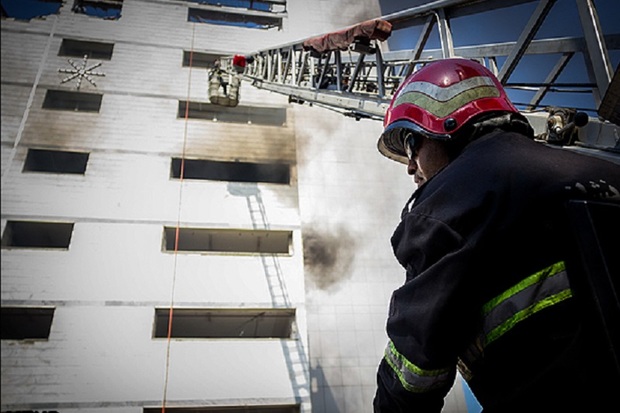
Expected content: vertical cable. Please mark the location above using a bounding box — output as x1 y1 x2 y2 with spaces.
2 15 58 187
161 23 195 413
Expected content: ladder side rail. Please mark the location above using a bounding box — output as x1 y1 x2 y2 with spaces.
380 0 539 28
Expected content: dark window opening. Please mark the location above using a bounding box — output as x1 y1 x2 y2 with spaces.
171 158 290 184
183 51 225 68
59 38 114 60
43 90 102 112
153 308 296 339
2 221 74 249
178 101 286 126
24 148 89 174
163 227 292 254
1 307 55 340
188 7 282 30
72 0 122 20
1 0 62 20
145 407 299 413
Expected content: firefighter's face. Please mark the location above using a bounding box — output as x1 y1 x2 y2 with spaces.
407 137 451 185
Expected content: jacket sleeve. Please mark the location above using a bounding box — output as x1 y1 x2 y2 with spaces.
374 211 481 412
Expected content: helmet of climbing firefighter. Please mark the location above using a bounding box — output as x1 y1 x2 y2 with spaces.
377 58 519 164
232 55 248 74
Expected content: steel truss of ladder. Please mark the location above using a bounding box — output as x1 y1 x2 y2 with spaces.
240 0 619 134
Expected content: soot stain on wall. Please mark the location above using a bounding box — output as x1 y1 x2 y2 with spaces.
302 224 356 291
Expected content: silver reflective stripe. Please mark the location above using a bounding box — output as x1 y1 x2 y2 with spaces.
394 76 496 102
482 261 572 346
460 261 573 374
392 76 501 118
384 340 453 393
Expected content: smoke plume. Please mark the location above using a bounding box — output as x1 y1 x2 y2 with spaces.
302 224 356 291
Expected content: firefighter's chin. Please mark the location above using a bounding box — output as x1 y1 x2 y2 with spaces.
413 173 425 186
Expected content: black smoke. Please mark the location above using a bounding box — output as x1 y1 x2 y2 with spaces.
302 224 356 291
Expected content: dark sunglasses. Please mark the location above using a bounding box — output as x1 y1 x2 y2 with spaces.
403 132 422 160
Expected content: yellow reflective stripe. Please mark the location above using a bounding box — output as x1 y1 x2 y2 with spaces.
384 346 420 393
384 340 452 393
479 261 571 347
486 288 573 345
482 261 566 315
393 86 500 118
460 262 573 377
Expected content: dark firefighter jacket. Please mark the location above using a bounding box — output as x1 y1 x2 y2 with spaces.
373 129 620 413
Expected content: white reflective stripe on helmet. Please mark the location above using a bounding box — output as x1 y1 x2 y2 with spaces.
394 76 497 103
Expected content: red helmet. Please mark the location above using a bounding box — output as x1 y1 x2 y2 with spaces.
378 58 519 163
232 54 247 73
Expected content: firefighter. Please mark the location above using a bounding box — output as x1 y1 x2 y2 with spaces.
373 58 620 412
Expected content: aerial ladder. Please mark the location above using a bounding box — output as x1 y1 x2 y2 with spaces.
223 0 618 157
219 0 620 377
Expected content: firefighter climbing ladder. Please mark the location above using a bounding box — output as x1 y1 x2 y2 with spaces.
233 0 619 154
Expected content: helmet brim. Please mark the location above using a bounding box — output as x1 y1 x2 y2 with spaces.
377 120 451 164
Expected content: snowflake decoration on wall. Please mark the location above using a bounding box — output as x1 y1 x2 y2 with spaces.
58 54 105 90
